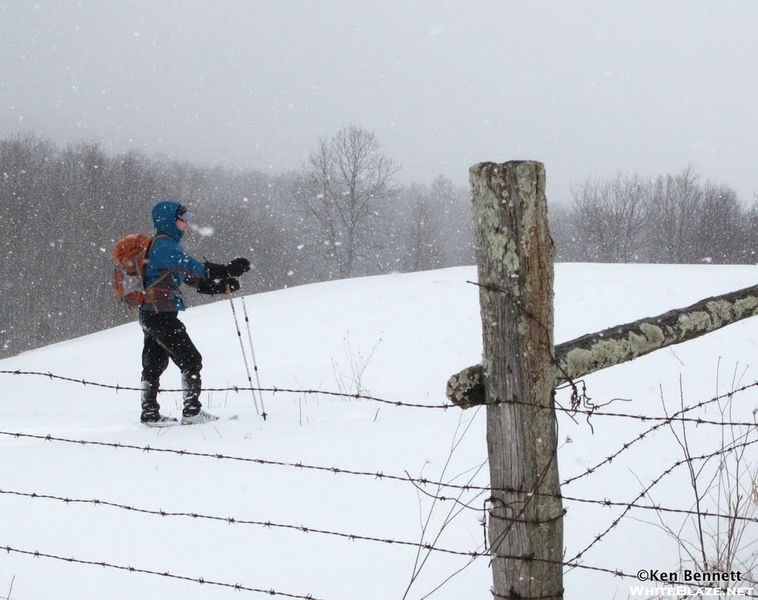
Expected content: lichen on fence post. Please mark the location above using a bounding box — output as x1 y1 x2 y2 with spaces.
470 161 564 600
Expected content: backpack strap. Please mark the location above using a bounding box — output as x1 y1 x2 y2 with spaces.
143 233 172 277
140 233 182 309
141 233 173 295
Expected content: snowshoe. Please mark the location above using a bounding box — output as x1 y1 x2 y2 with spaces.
181 409 220 425
141 414 180 427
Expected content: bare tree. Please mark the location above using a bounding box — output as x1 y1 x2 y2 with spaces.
569 173 649 262
743 204 758 264
429 175 474 266
402 183 444 272
294 125 398 279
695 182 746 263
646 166 703 263
0 133 59 352
547 201 576 261
567 167 753 265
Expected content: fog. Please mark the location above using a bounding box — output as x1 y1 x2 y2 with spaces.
2 1 757 201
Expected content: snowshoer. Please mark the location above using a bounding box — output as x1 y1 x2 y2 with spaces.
138 200 251 426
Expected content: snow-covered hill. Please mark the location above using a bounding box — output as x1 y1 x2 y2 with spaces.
1 263 757 599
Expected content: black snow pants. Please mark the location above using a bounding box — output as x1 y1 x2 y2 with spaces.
138 310 203 416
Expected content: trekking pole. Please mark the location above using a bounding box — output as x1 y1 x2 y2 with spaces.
226 285 262 419
237 282 268 420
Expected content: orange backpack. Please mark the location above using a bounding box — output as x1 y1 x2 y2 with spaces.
112 233 154 308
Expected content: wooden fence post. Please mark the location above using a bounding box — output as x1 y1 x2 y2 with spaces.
470 161 564 599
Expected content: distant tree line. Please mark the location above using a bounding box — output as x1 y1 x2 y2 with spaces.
550 166 758 264
0 129 474 358
2 129 756 359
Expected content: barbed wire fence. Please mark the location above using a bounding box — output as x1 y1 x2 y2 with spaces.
1 370 757 599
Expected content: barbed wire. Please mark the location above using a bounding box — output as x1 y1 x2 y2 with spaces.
4 368 758 594
3 369 756 522
0 369 450 409
561 380 758 487
1 441 751 595
5 368 758 426
0 536 692 596
16 537 734 600
1 426 755 527
568 433 758 565
0 417 644 595
0 486 484 559
0 509 692 592
1 543 323 599
0 428 484 493
0 440 656 594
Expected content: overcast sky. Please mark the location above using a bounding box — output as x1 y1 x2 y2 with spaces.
1 1 756 203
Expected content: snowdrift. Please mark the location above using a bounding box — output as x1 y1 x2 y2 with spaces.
1 263 757 599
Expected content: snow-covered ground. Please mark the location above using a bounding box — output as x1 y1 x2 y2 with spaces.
1 263 757 599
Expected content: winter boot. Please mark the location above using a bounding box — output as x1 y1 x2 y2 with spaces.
140 379 160 421
140 380 178 426
180 370 203 418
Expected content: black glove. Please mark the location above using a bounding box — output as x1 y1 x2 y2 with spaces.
205 262 228 280
224 277 241 293
227 257 251 277
196 277 240 295
205 258 250 279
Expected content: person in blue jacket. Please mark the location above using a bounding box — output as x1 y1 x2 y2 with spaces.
139 200 250 426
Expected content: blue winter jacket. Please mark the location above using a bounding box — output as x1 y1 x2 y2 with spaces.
141 200 207 312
